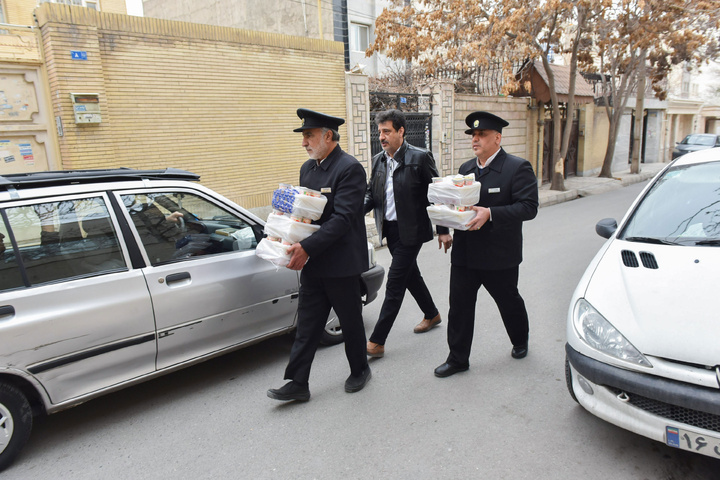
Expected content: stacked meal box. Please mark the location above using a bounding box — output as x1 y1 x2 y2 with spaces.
255 184 327 267
426 175 481 230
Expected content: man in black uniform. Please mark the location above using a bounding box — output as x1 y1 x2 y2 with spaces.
267 108 371 401
434 111 539 378
364 109 452 358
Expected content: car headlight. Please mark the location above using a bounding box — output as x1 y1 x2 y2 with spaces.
573 298 652 367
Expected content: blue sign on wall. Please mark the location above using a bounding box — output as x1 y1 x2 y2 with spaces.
71 51 88 60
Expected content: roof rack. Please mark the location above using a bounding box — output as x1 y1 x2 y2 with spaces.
0 168 200 190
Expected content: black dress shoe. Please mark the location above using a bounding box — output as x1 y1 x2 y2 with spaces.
511 345 528 359
267 381 310 401
345 366 372 393
434 362 469 378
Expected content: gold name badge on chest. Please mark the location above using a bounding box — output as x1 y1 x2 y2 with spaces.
321 187 332 194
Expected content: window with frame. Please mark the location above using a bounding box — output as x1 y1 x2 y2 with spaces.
350 23 370 52
1 196 125 290
121 191 260 266
38 0 99 9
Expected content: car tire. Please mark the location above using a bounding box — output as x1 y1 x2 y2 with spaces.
320 308 344 346
0 382 33 472
565 356 579 404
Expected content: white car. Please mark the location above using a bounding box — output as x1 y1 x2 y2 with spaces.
565 148 720 459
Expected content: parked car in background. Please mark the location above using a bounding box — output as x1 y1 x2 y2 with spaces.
671 133 720 159
565 148 720 459
0 168 384 471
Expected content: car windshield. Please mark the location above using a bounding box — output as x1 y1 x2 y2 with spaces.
619 161 720 246
681 134 716 146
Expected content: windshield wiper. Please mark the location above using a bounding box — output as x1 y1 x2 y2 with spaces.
695 239 720 246
624 236 678 245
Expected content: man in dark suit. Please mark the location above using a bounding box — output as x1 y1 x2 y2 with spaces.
434 111 539 378
267 108 371 401
364 109 452 358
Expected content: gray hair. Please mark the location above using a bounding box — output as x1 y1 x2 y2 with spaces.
321 127 341 142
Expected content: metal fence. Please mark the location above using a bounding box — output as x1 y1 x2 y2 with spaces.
369 92 432 157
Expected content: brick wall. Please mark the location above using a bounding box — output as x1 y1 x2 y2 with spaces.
35 3 348 209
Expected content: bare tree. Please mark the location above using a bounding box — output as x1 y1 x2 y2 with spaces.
369 0 607 191
586 0 719 178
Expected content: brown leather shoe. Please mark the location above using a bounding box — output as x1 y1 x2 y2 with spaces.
366 341 384 358
414 314 441 333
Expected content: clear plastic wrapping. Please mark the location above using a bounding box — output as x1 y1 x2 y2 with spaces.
427 177 481 206
426 204 476 231
271 185 327 221
255 238 291 267
264 212 320 244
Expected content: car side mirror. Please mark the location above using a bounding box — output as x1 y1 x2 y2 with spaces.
596 218 617 239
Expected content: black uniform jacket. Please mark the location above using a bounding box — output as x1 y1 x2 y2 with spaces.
364 141 449 245
451 148 538 271
298 144 369 278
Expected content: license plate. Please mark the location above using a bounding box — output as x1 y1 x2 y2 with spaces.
666 426 720 458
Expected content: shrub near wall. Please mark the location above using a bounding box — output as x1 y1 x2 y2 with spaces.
35 3 348 209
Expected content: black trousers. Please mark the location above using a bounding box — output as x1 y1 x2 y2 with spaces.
369 221 439 345
446 264 529 367
284 272 368 384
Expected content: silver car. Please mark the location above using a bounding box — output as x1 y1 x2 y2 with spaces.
0 168 384 470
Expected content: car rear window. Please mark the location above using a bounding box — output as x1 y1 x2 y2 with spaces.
0 196 126 291
0 220 24 291
682 135 716 146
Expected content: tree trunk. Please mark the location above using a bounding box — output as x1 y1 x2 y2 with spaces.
600 127 618 177
550 104 565 191
631 49 647 174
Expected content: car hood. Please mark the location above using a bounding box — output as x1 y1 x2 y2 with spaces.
584 239 720 367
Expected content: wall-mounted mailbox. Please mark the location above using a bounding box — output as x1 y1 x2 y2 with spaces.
70 93 101 124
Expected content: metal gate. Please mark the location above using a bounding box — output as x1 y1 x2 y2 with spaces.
542 115 579 183
370 92 432 158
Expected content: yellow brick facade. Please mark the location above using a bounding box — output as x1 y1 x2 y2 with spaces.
4 0 40 26
35 3 348 209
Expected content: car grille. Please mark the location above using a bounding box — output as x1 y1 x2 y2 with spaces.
609 388 720 433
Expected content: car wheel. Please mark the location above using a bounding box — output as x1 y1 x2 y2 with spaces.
565 356 579 404
0 382 33 472
320 308 344 346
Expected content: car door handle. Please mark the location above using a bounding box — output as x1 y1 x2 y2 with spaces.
165 272 191 285
0 305 15 320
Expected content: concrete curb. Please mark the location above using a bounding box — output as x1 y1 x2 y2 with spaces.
538 163 666 208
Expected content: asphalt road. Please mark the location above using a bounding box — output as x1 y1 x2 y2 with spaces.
4 181 719 479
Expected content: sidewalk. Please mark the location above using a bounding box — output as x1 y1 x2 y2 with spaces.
538 162 667 208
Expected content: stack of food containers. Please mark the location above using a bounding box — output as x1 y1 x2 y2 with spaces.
426 175 481 230
255 184 327 266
